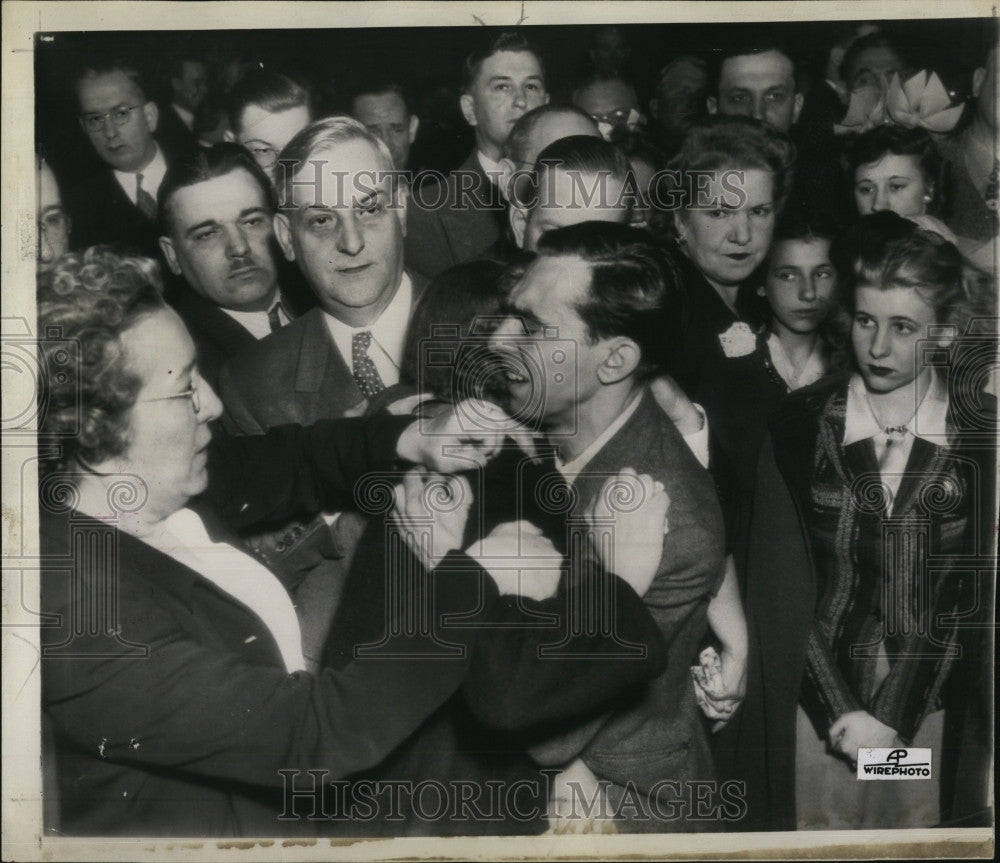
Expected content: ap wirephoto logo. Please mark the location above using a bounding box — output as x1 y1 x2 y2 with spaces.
857 748 933 780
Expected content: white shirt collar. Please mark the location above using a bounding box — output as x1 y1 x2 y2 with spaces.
219 293 290 341
476 150 504 185
766 332 826 391
172 102 195 131
323 272 412 388
144 507 306 674
556 390 644 483
843 372 950 447
113 144 168 205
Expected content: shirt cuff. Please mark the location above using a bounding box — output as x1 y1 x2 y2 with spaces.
682 404 710 470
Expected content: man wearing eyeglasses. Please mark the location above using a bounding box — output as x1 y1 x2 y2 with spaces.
65 59 172 258
227 70 313 189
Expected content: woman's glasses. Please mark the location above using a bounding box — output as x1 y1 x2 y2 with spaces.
139 386 202 415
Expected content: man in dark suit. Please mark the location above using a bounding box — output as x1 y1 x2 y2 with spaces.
482 223 727 832
66 59 173 258
217 117 421 669
156 53 207 158
706 38 852 220
405 31 548 280
158 143 297 389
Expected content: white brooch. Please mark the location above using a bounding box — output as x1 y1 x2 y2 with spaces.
718 322 756 358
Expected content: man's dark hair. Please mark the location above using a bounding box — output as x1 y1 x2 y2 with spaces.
709 39 801 97
73 56 150 102
350 80 413 115
535 222 687 379
461 30 545 94
227 69 312 136
505 104 598 165
513 134 631 211
838 31 908 89
157 142 276 235
166 52 206 82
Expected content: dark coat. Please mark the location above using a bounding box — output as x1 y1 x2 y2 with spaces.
65 167 163 260
730 376 996 830
319 431 671 835
41 417 494 837
520 390 727 831
404 149 507 281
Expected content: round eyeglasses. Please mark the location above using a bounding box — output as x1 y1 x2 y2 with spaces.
79 105 144 133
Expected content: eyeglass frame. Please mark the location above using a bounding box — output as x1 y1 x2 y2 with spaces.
138 386 202 415
78 104 145 134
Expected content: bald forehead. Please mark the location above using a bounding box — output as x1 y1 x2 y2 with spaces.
285 136 395 209
527 112 600 161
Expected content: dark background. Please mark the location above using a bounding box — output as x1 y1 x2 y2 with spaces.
35 18 998 188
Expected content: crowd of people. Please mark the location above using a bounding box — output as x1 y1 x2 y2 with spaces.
33 21 996 839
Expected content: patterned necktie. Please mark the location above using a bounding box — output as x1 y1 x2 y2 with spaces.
352 331 386 398
267 302 283 333
984 157 998 212
135 173 158 220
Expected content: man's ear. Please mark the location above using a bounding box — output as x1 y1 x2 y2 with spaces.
158 235 182 275
706 95 718 115
756 284 766 297
408 114 419 143
459 93 477 127
674 210 689 245
273 212 296 262
143 101 159 134
509 205 528 249
596 338 641 385
972 66 987 98
223 129 237 143
792 91 805 126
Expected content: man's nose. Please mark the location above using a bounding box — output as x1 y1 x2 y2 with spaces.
101 115 120 138
224 225 251 258
337 213 365 255
513 86 529 109
489 316 521 349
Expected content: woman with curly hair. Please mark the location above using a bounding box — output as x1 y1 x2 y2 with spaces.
35 247 536 836
733 212 995 830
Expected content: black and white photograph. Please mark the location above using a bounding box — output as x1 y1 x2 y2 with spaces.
2 1 996 859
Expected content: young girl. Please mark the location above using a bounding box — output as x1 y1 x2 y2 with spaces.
735 211 994 830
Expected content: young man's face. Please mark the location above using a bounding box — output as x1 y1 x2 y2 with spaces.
489 254 609 430
709 50 802 133
77 71 159 173
235 104 312 182
461 50 548 158
352 91 417 170
274 137 407 326
159 167 279 312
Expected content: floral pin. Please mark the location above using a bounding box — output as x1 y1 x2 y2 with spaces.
718 321 757 358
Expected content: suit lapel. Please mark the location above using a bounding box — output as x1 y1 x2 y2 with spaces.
293 308 363 408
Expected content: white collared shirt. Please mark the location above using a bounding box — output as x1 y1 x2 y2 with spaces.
323 273 412 387
767 332 827 391
476 150 504 187
172 102 195 131
843 372 949 509
113 144 169 206
556 392 645 483
220 295 292 341
144 507 306 674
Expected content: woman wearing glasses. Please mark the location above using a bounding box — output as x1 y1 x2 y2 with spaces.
35 247 552 836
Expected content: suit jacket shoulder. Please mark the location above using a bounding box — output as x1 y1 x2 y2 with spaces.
66 168 162 259
167 288 257 389
218 308 362 433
